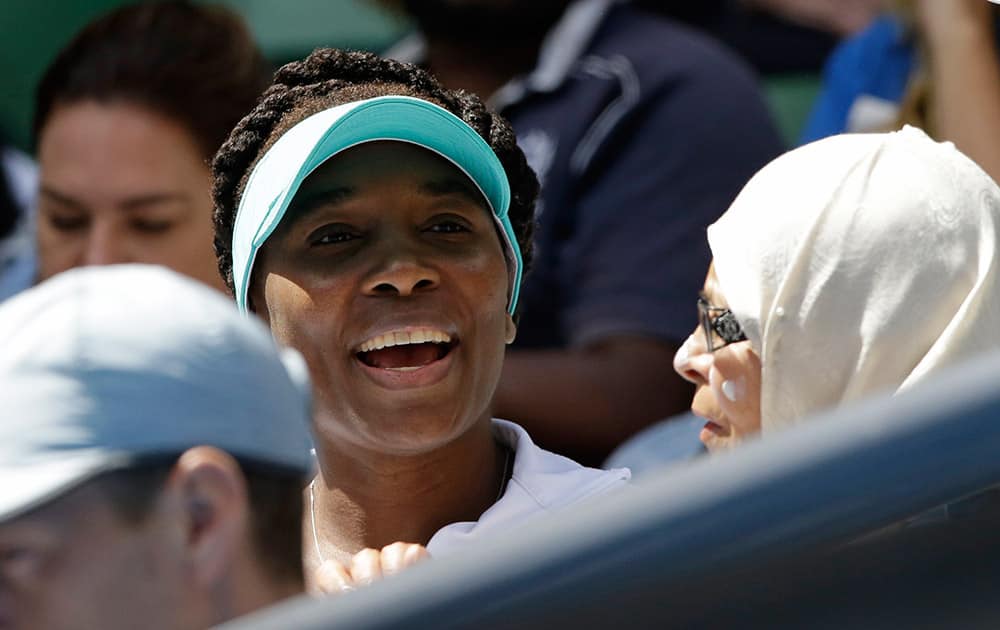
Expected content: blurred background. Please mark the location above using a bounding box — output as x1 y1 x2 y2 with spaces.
0 0 411 151
0 0 830 153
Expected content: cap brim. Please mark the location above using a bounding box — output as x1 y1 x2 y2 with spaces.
0 451 134 522
232 95 522 315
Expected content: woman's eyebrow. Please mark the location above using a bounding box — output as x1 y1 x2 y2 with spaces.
120 193 189 211
39 186 188 212
285 186 355 223
39 185 86 211
420 178 488 209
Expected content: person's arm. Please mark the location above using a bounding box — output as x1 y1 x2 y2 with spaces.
495 337 691 466
742 0 880 36
918 0 1000 182
494 39 785 466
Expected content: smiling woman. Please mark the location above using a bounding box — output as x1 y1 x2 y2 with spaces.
254 140 515 454
31 1 269 290
212 48 630 592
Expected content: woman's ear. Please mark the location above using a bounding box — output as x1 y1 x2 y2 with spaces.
504 313 517 345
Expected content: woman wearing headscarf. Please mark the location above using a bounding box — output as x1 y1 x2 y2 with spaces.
674 125 1000 451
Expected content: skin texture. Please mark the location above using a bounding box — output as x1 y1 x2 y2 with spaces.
674 265 762 452
0 447 297 630
35 101 225 291
311 543 429 595
418 2 691 465
253 141 515 577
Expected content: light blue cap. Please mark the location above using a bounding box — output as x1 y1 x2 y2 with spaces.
0 265 314 522
231 95 522 315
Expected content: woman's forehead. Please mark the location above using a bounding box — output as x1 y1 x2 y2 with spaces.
296 141 485 201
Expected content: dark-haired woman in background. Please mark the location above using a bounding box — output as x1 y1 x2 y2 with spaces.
32 0 270 290
674 127 1000 451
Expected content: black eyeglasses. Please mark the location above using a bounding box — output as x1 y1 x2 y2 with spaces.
698 297 747 352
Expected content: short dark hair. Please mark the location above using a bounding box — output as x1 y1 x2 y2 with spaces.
93 457 304 585
33 0 271 161
211 48 538 300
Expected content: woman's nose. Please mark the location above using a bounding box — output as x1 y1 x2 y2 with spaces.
674 333 711 385
82 221 130 266
362 241 440 299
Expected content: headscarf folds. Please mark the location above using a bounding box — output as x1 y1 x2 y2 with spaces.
708 126 1000 432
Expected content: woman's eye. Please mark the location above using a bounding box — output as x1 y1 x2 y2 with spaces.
310 230 358 246
0 546 41 580
130 219 174 234
47 214 88 232
427 220 469 234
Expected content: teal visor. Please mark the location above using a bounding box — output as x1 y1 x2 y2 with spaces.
231 95 522 315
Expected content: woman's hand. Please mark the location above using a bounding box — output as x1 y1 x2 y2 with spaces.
311 542 430 595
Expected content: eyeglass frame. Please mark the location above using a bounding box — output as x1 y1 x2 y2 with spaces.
698 296 747 352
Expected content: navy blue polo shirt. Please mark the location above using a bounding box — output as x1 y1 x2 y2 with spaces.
390 0 785 349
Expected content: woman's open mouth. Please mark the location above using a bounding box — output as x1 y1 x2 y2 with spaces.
353 328 458 388
356 329 455 370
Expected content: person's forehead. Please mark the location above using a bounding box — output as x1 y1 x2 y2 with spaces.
0 481 109 536
301 141 478 188
286 141 488 219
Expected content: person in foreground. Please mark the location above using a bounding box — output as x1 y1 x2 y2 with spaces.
673 126 1000 452
212 48 630 591
0 265 313 629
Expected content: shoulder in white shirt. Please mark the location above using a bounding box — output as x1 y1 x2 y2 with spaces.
427 419 630 556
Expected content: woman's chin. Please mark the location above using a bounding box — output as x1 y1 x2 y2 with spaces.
699 420 742 453
314 408 475 455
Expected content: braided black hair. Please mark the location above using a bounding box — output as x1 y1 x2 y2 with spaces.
211 48 538 297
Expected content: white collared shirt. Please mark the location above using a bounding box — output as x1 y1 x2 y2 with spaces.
427 419 630 556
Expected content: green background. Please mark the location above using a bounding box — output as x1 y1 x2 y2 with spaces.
0 0 410 151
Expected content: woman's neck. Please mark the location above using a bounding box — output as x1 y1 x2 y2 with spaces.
306 418 506 565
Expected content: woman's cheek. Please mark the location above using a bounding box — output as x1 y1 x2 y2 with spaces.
709 364 745 403
708 363 755 438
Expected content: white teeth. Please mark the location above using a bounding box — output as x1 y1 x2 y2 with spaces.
357 329 452 353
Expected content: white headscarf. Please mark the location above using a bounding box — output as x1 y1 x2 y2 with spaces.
708 126 1000 433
